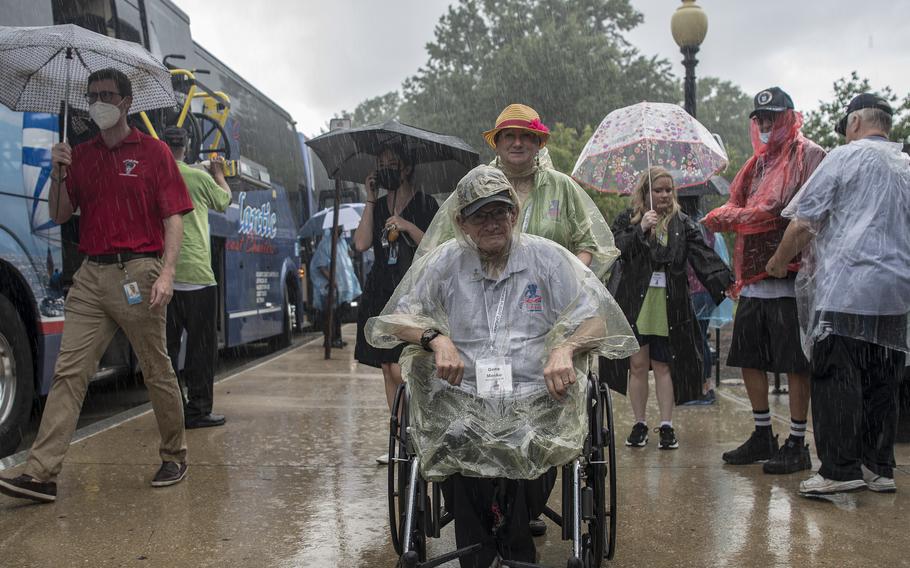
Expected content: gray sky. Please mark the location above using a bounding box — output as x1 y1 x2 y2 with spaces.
175 0 910 137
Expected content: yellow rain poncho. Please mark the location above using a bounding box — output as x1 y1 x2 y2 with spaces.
415 150 618 280
367 165 637 481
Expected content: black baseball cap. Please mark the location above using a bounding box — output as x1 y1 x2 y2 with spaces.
749 87 794 118
460 190 514 218
835 93 893 136
162 126 188 147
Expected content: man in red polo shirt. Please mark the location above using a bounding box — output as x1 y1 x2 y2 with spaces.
0 68 193 503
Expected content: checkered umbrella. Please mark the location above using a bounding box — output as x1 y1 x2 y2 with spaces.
0 24 175 140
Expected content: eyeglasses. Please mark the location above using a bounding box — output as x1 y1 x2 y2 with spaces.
465 206 513 226
84 90 122 104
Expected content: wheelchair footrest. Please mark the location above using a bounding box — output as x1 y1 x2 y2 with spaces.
541 505 563 528
500 560 554 568
418 544 483 568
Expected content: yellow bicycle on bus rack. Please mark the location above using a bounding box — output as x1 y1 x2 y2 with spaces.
136 54 233 169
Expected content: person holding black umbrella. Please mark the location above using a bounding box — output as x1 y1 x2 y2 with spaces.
352 145 439 464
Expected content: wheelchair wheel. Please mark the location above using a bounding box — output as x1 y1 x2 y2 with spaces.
193 112 232 159
602 380 618 561
581 377 607 568
387 384 427 563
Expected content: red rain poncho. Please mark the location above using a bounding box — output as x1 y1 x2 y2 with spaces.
702 111 825 291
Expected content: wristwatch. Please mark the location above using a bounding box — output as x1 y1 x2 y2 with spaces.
420 328 442 352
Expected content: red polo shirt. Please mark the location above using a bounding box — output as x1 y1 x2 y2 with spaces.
67 128 193 256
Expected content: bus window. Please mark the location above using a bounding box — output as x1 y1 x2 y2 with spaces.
53 0 114 36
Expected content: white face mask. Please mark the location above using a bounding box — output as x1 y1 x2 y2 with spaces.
89 101 123 130
759 131 771 144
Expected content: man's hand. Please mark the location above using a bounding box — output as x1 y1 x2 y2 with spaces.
149 268 175 309
51 142 72 176
544 346 575 400
765 254 788 278
640 210 658 233
429 335 464 386
208 155 226 180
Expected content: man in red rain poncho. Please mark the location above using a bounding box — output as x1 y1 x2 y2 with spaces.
703 87 826 475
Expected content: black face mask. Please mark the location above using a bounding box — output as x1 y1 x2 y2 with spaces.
375 168 402 192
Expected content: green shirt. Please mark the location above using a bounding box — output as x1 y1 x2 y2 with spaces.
636 284 669 337
635 231 669 337
174 161 232 285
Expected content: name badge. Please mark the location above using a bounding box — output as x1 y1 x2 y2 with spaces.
475 356 513 397
649 271 667 288
122 279 142 305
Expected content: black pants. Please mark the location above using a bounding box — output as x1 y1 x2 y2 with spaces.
810 334 905 481
441 468 557 568
318 306 343 345
166 286 218 420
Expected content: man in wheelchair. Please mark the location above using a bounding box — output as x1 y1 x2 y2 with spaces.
367 165 637 567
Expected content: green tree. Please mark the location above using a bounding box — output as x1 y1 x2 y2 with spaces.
694 77 752 179
397 0 678 161
803 71 910 150
335 91 402 128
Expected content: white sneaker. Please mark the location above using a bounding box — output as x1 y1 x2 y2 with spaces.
861 465 897 493
799 473 866 495
376 453 390 465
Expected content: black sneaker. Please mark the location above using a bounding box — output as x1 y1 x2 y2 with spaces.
185 413 226 429
657 425 679 449
763 436 812 474
625 422 649 447
722 430 779 465
151 461 188 487
529 516 547 536
0 474 57 503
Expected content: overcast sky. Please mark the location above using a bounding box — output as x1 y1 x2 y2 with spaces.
175 0 910 137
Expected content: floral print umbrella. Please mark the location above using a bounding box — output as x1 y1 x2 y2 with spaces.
572 101 728 195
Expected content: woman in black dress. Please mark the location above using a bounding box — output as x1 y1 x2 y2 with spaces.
353 145 439 461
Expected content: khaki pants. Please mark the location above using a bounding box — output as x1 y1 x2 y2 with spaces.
25 257 187 482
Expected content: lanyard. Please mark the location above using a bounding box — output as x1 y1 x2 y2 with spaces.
482 282 508 348
521 202 533 232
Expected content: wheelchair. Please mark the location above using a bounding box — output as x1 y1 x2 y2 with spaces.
387 372 618 568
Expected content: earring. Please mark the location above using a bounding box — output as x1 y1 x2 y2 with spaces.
535 154 540 168
495 155 502 168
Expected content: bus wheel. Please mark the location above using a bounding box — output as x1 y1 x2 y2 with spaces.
0 295 34 458
270 286 292 350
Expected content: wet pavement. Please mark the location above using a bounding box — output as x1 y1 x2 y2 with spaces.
0 325 907 567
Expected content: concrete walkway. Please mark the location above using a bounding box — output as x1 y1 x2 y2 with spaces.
0 326 907 567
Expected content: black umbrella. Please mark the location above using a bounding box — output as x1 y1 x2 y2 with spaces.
305 119 479 194
676 175 730 197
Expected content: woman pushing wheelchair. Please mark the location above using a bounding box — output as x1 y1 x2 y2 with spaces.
367 165 637 567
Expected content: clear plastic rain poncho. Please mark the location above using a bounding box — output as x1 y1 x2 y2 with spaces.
415 147 619 280
367 166 638 481
702 111 826 290
782 138 910 357
309 230 362 311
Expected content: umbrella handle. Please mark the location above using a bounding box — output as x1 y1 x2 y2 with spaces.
60 47 73 145
646 139 653 211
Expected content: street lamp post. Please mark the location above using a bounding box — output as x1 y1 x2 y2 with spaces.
670 0 708 118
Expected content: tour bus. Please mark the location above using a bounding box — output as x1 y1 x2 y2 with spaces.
0 0 311 456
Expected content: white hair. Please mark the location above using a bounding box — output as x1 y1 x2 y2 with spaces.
850 107 893 133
